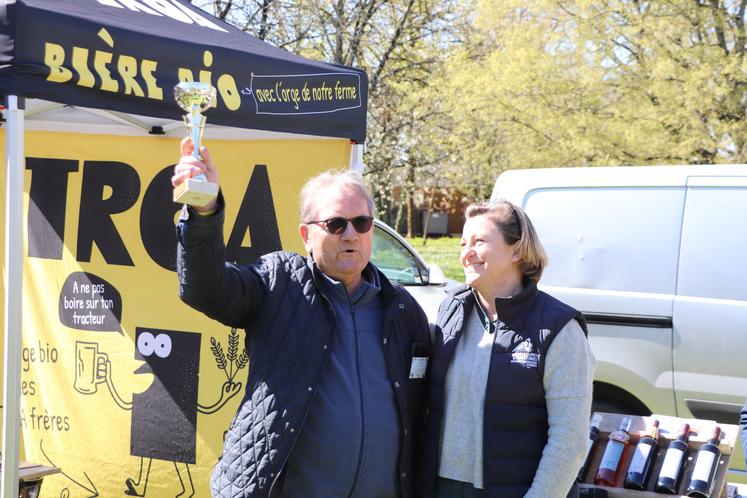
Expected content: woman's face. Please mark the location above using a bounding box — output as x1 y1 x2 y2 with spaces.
460 215 521 295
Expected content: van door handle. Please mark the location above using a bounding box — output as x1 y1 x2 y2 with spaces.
582 312 672 328
684 398 742 424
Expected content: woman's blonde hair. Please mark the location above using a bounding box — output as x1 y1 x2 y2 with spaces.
465 200 547 281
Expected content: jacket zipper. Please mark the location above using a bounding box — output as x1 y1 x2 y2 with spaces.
380 300 404 498
347 303 366 498
268 272 402 497
268 294 336 498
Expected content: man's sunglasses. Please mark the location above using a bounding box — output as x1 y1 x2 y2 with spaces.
305 216 374 235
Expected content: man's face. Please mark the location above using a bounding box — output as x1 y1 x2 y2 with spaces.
299 185 373 292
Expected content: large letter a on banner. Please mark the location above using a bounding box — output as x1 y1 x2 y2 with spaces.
225 164 281 265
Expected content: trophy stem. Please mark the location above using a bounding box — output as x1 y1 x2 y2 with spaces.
185 111 206 161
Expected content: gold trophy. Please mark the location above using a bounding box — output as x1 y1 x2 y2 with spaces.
173 81 220 207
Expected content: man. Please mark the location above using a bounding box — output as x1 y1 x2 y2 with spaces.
173 138 431 498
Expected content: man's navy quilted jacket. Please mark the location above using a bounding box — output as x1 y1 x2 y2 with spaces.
176 205 430 498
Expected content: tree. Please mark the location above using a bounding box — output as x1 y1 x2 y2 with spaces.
444 0 747 173
192 0 462 227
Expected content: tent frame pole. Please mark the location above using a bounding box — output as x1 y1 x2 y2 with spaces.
349 143 364 172
2 94 24 498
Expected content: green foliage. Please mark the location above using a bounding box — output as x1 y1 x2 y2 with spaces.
194 0 464 224
195 0 747 220
444 0 747 170
404 236 464 282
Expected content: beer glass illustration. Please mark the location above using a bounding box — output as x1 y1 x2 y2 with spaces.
74 341 108 394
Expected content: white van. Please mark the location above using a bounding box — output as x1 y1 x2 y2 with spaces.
371 219 458 323
491 165 747 480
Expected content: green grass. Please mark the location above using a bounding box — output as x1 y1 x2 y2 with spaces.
404 236 464 282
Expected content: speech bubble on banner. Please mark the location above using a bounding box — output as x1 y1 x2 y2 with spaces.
245 72 362 115
59 272 123 333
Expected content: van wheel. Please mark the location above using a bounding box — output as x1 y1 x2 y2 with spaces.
592 398 650 416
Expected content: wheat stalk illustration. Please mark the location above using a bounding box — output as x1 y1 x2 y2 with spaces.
211 328 248 382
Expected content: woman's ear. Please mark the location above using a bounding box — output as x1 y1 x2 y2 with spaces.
511 242 522 263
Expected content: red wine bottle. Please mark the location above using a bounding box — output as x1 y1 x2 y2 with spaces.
655 423 691 494
578 413 603 482
594 417 631 487
624 419 659 490
685 426 722 497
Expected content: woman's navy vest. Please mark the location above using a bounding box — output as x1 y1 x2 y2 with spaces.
418 281 586 498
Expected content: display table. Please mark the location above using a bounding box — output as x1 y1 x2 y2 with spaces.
0 461 60 498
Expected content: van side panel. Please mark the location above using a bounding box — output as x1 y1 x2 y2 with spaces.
522 186 686 416
492 166 747 483
674 179 747 473
523 187 684 293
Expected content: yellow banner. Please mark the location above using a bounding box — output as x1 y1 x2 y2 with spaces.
0 130 349 497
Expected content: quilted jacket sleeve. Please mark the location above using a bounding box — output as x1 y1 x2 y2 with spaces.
176 196 266 328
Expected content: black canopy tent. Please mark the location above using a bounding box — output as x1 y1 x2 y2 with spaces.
0 1 368 495
0 0 368 141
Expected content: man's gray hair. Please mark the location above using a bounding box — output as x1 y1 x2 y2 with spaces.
299 169 376 222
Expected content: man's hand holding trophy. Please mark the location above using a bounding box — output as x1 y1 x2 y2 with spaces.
171 81 220 211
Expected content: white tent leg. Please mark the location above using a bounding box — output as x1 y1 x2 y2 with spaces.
2 95 24 498
349 143 365 172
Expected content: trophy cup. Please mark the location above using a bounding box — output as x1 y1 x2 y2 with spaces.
173 81 220 207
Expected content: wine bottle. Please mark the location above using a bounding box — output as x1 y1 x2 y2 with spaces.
685 426 722 497
624 419 659 490
578 413 604 482
655 423 691 494
594 417 632 487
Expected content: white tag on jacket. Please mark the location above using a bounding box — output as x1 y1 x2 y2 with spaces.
409 357 428 379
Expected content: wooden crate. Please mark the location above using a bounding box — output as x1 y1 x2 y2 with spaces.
578 412 739 498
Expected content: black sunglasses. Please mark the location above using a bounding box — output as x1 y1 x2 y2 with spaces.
306 216 374 235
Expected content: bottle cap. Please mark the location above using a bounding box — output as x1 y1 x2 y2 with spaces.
679 423 691 439
590 413 603 429
647 419 660 437
619 416 632 432
710 426 722 442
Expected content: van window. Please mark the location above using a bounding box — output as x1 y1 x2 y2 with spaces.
524 187 684 294
677 185 747 301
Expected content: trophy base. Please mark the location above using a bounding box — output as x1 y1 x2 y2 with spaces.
173 178 220 207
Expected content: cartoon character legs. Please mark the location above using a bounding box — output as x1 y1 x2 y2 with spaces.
125 457 151 496
174 462 194 498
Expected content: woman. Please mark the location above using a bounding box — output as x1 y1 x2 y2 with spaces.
418 201 595 498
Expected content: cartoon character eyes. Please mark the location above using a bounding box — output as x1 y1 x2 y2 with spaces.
154 334 172 358
137 332 155 356
137 332 172 358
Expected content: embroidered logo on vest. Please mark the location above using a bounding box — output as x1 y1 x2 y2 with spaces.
510 338 540 368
